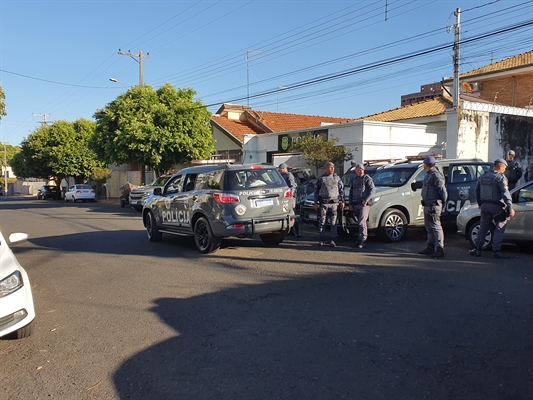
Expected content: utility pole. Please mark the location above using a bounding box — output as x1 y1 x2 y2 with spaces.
3 142 7 197
33 113 50 126
453 8 461 108
118 50 150 85
246 50 262 106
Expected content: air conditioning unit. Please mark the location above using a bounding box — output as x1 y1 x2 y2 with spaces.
460 81 481 94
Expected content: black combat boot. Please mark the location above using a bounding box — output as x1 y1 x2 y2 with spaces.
469 248 481 257
433 247 445 259
492 251 509 259
418 246 434 255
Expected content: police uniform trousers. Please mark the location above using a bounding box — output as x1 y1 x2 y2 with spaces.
292 197 301 236
354 203 370 243
475 202 508 252
423 204 444 249
318 203 338 241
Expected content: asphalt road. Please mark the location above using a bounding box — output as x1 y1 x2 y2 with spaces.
1 197 532 400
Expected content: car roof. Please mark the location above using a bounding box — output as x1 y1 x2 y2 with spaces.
174 163 277 176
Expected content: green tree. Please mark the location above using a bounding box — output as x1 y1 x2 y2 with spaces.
290 133 352 175
92 83 214 183
10 119 105 186
0 85 6 119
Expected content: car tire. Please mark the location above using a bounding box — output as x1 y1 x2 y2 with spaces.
260 232 286 246
194 217 221 254
378 208 408 242
145 211 162 242
64 196 68 202
467 219 493 250
7 319 35 339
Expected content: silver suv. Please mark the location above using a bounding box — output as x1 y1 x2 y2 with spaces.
142 164 295 253
343 158 491 241
129 174 172 212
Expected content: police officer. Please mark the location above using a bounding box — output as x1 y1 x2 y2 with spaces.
418 156 448 259
469 158 516 259
348 163 375 249
314 161 344 247
278 163 301 237
504 150 522 190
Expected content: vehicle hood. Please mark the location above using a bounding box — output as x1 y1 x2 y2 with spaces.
130 185 159 194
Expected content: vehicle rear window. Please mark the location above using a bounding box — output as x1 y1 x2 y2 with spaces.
372 167 417 187
226 168 286 190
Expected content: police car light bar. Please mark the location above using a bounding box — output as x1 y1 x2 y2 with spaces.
192 159 236 164
405 153 443 161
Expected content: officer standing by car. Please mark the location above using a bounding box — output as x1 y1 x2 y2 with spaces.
469 158 515 259
504 150 522 190
278 163 301 237
314 161 344 247
418 156 448 259
348 163 375 249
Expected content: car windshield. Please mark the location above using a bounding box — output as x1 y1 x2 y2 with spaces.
371 167 417 187
150 176 171 186
226 168 286 190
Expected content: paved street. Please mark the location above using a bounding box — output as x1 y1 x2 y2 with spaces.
1 197 532 400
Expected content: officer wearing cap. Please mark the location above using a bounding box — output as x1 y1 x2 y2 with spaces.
348 163 375 249
347 160 357 174
278 163 301 237
418 156 448 259
314 161 344 247
470 158 516 259
504 150 522 190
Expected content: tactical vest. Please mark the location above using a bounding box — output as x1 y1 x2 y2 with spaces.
421 171 442 202
351 175 365 202
479 171 502 201
319 174 339 200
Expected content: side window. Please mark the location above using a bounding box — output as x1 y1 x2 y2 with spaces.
201 170 224 190
517 183 533 203
166 175 183 195
183 174 198 192
475 164 491 178
414 170 427 183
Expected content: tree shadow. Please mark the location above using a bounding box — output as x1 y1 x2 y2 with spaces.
113 270 533 400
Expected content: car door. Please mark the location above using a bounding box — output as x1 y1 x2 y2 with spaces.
442 163 490 221
409 168 427 224
505 183 533 239
157 174 187 232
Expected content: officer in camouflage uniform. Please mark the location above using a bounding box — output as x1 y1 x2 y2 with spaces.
348 163 375 249
314 161 344 247
504 150 522 190
418 156 448 259
470 158 516 259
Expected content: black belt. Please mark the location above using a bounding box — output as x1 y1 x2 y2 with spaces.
421 200 439 206
320 199 339 204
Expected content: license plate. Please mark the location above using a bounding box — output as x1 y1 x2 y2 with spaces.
255 198 274 208
309 213 317 220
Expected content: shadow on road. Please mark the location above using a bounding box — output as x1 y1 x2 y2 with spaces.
112 270 533 399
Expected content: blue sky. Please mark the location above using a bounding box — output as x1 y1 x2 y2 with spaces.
1 0 532 146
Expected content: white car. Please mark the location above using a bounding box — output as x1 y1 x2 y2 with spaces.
457 180 533 249
0 231 36 339
64 184 96 202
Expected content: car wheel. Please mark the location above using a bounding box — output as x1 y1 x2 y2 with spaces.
260 232 286 246
7 319 35 339
378 208 408 242
194 217 221 254
467 219 493 250
64 195 68 202
341 226 357 236
145 211 162 242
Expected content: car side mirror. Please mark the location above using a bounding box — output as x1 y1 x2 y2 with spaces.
153 187 162 196
411 181 423 191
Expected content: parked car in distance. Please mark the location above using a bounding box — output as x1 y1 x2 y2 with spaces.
142 163 295 253
0 230 36 339
456 180 533 249
64 184 96 203
129 174 172 212
301 156 491 241
37 185 62 200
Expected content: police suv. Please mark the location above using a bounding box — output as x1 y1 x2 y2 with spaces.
302 156 491 242
142 162 295 253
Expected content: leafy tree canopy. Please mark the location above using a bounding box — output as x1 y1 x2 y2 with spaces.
0 85 6 118
290 133 352 175
10 118 105 185
92 83 214 176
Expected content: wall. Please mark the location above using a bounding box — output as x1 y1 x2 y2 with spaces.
476 73 533 108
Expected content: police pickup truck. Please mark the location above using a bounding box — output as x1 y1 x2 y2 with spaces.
301 157 491 242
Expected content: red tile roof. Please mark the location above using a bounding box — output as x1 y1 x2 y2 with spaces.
354 96 453 122
212 115 263 144
461 50 533 78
